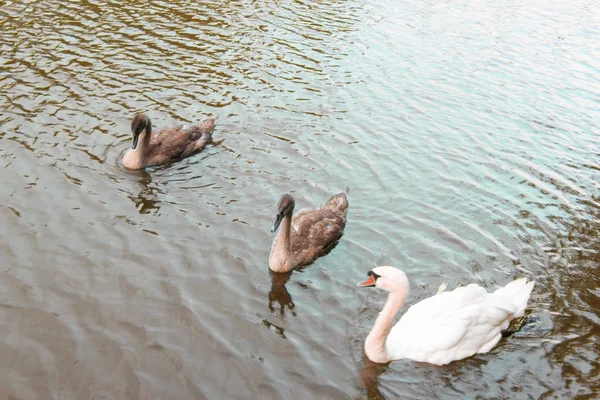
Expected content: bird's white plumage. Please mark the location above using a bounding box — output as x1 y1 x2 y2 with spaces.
363 267 535 366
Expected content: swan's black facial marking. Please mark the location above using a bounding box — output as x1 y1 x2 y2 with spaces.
368 270 381 281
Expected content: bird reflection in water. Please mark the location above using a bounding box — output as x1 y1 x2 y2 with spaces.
268 269 296 316
128 171 163 215
359 355 389 400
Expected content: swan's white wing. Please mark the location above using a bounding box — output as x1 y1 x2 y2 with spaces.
386 284 518 365
401 284 487 322
436 282 448 295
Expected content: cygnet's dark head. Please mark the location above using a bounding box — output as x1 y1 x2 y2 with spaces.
130 113 152 150
271 194 295 232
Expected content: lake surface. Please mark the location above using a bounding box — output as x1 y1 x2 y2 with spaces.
1 0 599 398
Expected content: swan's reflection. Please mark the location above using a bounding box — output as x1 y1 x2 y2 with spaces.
130 190 161 214
359 355 389 400
268 269 296 316
127 170 163 215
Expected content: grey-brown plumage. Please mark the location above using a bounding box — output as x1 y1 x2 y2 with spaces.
269 189 349 273
123 113 217 169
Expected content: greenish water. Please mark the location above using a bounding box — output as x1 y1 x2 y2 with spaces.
0 0 598 398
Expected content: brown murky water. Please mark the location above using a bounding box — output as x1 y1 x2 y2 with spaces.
1 0 599 398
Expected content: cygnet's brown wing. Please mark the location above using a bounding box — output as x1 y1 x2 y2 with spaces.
180 116 217 143
145 116 217 166
290 207 347 256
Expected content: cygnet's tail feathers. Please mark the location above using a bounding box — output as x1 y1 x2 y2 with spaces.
198 114 218 138
324 188 349 212
494 278 535 318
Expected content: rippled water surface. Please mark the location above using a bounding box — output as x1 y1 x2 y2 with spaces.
1 0 599 398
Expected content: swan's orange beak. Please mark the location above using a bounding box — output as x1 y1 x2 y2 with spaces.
357 275 376 287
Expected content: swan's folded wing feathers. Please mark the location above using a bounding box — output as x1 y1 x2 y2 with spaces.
401 284 487 322
483 292 518 316
291 209 346 253
147 127 191 161
387 313 470 362
387 299 515 364
183 123 212 140
387 286 487 356
292 208 312 229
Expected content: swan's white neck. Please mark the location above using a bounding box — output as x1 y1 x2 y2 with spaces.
269 214 293 272
365 289 406 363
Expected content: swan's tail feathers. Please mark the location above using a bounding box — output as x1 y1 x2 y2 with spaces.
198 114 218 139
325 188 350 212
494 278 535 318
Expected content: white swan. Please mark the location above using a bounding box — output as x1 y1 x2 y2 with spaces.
358 266 535 365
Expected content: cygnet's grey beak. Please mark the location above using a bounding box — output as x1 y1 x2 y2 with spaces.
271 212 284 233
131 133 140 150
